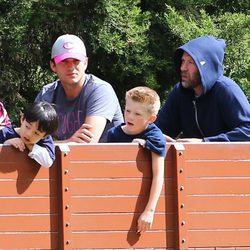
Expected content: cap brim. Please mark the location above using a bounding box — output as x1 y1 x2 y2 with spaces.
53 52 86 64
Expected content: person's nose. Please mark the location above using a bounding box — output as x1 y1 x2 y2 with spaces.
181 61 187 72
126 112 134 121
66 60 75 69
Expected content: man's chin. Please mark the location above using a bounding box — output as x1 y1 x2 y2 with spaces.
181 81 189 88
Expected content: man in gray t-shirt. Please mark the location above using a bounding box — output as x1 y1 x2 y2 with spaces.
35 34 123 143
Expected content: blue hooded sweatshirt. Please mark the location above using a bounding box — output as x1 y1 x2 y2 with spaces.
156 35 250 141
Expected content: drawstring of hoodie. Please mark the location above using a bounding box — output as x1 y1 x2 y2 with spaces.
192 100 205 137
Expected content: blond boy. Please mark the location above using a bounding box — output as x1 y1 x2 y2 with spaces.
107 86 166 233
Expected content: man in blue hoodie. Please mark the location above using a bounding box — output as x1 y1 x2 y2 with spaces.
155 35 250 142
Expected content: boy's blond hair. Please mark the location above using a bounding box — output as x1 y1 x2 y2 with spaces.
126 86 161 115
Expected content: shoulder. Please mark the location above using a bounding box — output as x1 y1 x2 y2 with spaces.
3 125 15 134
214 76 243 90
146 124 166 142
38 135 54 146
144 124 166 156
144 123 166 142
165 82 189 103
84 75 119 105
214 76 248 99
108 123 123 135
40 80 59 92
147 123 164 135
85 74 116 93
0 125 17 141
35 80 59 102
107 123 124 142
87 74 110 85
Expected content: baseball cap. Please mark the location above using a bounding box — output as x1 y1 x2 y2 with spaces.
51 34 87 64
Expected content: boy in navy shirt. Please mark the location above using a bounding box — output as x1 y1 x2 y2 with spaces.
108 86 166 233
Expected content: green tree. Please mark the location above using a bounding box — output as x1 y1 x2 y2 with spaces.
217 12 250 98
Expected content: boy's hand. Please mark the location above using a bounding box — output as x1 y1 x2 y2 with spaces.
137 210 154 233
132 138 146 147
4 138 26 151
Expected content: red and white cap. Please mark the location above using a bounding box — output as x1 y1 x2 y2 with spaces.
51 34 87 64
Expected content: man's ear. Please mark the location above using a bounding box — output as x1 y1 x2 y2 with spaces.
148 114 157 124
50 60 56 73
83 57 88 70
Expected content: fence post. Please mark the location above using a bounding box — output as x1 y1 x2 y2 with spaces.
173 143 188 249
57 144 72 250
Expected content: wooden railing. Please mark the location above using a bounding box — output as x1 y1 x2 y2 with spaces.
0 142 250 249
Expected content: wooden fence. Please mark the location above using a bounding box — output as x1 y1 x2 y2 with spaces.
0 142 250 250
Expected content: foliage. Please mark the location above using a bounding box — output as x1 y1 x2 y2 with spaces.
217 12 250 98
164 5 250 99
0 0 249 124
89 0 155 98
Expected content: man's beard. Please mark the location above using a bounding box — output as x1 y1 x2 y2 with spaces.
181 72 202 89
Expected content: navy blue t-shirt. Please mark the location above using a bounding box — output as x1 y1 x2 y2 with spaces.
107 123 166 157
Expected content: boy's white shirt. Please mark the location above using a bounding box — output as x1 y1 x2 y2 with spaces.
28 144 53 168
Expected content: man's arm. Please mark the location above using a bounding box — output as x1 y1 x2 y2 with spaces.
81 116 107 143
204 81 250 142
57 116 107 143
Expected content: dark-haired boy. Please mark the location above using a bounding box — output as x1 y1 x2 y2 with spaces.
0 102 58 168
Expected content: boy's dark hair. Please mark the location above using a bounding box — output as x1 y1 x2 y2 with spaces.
23 102 58 135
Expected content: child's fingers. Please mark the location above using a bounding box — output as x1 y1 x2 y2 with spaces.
17 144 25 151
13 141 25 151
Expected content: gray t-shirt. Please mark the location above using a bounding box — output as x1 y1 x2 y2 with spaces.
35 74 123 142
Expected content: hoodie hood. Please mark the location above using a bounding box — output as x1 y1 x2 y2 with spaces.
174 35 226 94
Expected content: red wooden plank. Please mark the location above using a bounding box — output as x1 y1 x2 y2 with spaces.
0 197 59 213
69 161 152 178
71 196 170 213
66 143 151 161
0 179 57 196
0 214 59 231
71 213 170 231
186 161 250 178
189 213 250 229
71 231 171 248
69 162 173 178
0 166 57 179
70 179 171 196
187 196 250 212
186 178 250 195
0 233 58 248
183 143 250 161
0 146 57 180
188 230 250 247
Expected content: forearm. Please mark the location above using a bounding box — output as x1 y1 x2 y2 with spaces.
57 119 106 143
144 175 164 213
137 154 164 233
203 126 250 142
144 154 165 213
